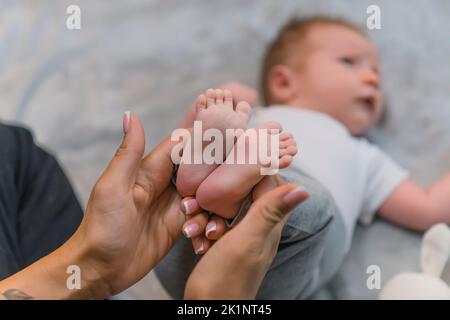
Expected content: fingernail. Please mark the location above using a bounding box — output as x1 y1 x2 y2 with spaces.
205 221 217 238
123 111 131 134
182 199 197 215
195 239 205 255
283 186 308 208
183 224 199 238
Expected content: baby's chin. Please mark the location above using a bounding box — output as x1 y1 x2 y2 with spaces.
345 112 375 136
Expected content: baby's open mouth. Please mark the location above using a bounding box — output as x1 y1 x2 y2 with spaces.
357 96 376 113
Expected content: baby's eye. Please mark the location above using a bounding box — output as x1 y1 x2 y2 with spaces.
339 57 355 66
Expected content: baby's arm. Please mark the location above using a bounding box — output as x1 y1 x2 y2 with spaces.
379 175 450 231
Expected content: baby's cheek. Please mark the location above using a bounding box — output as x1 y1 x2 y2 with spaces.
326 84 352 109
312 77 341 100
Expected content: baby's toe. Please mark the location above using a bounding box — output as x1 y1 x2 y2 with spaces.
280 144 298 157
278 154 294 169
215 89 224 105
280 132 293 141
280 138 296 149
206 88 216 106
278 134 297 168
224 89 234 109
195 94 207 113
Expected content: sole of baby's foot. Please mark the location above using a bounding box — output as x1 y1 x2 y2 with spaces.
176 89 252 197
196 122 297 219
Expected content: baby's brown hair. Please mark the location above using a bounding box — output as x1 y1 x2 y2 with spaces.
260 16 366 105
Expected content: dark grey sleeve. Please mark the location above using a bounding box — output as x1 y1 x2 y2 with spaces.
0 123 83 280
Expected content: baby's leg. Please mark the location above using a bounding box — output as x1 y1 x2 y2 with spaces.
176 89 252 197
196 122 297 219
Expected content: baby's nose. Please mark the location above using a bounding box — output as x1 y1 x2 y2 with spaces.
361 69 380 89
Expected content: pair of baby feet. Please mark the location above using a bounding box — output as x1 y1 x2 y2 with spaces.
175 88 297 239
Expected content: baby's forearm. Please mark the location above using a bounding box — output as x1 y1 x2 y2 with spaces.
425 172 450 222
379 175 450 231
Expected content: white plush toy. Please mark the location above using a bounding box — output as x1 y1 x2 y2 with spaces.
379 223 450 300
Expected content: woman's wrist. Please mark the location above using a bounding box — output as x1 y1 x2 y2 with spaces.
0 230 111 300
49 230 113 299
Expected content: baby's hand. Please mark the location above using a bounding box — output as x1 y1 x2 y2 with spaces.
180 197 229 255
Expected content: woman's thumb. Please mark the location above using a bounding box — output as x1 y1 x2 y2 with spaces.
242 184 309 235
101 112 146 189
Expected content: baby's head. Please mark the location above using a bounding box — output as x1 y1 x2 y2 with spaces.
261 17 383 136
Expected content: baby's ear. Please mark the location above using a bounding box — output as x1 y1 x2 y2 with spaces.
268 65 298 104
421 223 450 278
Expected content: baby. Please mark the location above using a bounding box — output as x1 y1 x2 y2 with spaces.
254 16 450 251
157 16 450 298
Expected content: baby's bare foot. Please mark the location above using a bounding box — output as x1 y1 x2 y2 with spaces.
219 82 258 107
196 122 297 219
176 89 252 197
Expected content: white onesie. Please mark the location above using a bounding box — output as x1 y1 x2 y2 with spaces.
248 105 408 251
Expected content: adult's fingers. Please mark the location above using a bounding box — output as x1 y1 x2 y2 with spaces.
241 183 309 236
135 135 179 201
180 197 202 215
183 183 309 300
252 175 286 201
182 212 209 239
191 235 212 255
179 198 228 240
205 215 228 240
100 112 145 191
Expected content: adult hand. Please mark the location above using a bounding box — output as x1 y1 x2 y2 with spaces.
184 175 309 299
72 112 189 296
0 112 186 299
178 197 227 254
